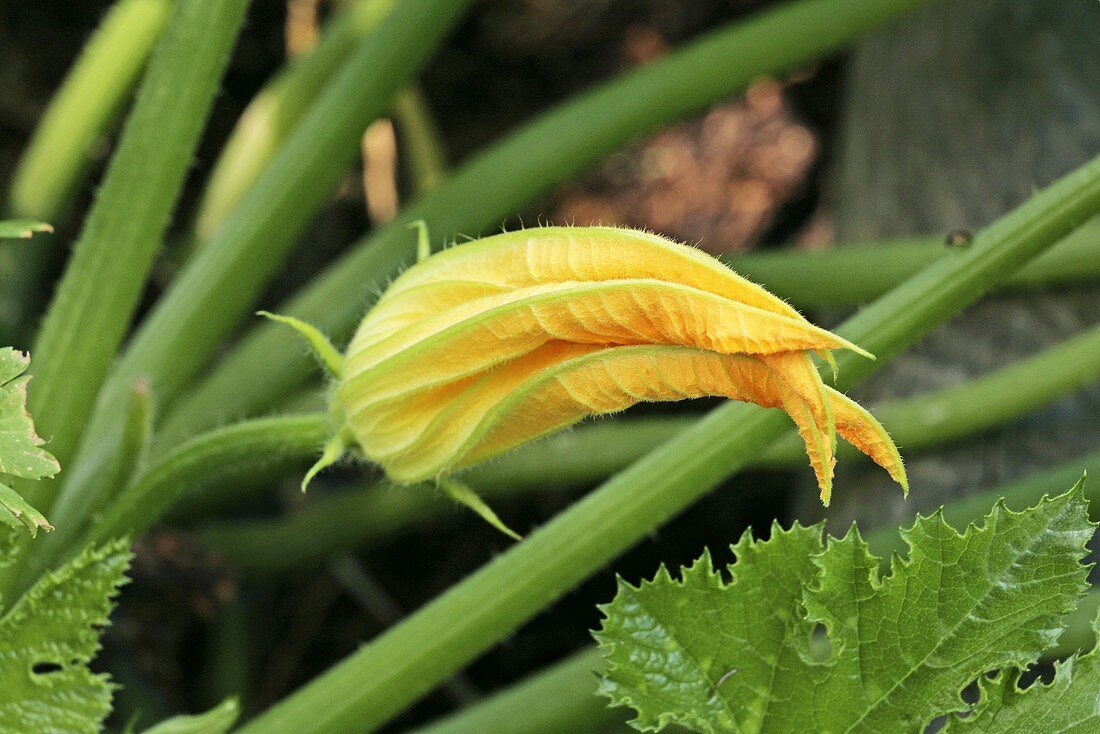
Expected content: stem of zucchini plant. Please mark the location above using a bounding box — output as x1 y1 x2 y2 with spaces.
8 0 172 221
192 0 395 242
16 413 330 589
197 319 1100 574
393 87 449 196
409 455 1100 734
160 0 940 445
24 0 250 504
0 0 172 344
724 214 1100 308
45 0 474 554
233 158 1100 734
412 648 620 734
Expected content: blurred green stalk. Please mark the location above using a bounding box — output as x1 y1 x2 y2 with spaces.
725 215 1100 308
193 0 395 241
0 0 172 343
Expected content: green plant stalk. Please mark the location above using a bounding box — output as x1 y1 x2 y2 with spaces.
160 0 940 446
0 0 172 344
393 87 449 195
232 157 1100 734
8 0 172 221
412 648 620 734
24 0 250 500
409 457 1100 734
197 317 1100 573
46 0 474 544
724 214 1100 308
19 414 329 587
193 0 395 241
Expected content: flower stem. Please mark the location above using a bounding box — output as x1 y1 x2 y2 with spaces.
15 413 329 592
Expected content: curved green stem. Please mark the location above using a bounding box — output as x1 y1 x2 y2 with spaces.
17 413 329 590
26 0 250 497
411 648 620 734
233 141 1100 734
724 215 1100 308
87 413 329 548
161 0 940 446
0 0 172 343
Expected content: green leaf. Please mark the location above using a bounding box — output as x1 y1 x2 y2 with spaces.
944 614 1100 732
0 347 60 480
139 697 240 734
0 483 52 536
0 219 52 239
0 536 132 733
594 489 1094 733
0 347 59 537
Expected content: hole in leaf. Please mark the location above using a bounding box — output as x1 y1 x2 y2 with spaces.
32 661 62 675
808 623 831 662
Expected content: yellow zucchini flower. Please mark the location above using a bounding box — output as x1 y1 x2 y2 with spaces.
268 226 905 529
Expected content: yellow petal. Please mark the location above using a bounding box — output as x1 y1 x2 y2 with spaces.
358 227 807 344
827 387 909 495
366 344 841 501
340 280 869 416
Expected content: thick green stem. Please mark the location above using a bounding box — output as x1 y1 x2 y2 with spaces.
48 0 473 554
412 648 620 734
17 414 329 590
161 0 939 445
724 215 1100 308
25 0 249 498
90 413 329 548
0 0 172 343
409 456 1100 734
233 148 1100 734
193 0 395 241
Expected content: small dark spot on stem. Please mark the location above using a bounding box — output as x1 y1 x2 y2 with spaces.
945 228 973 248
